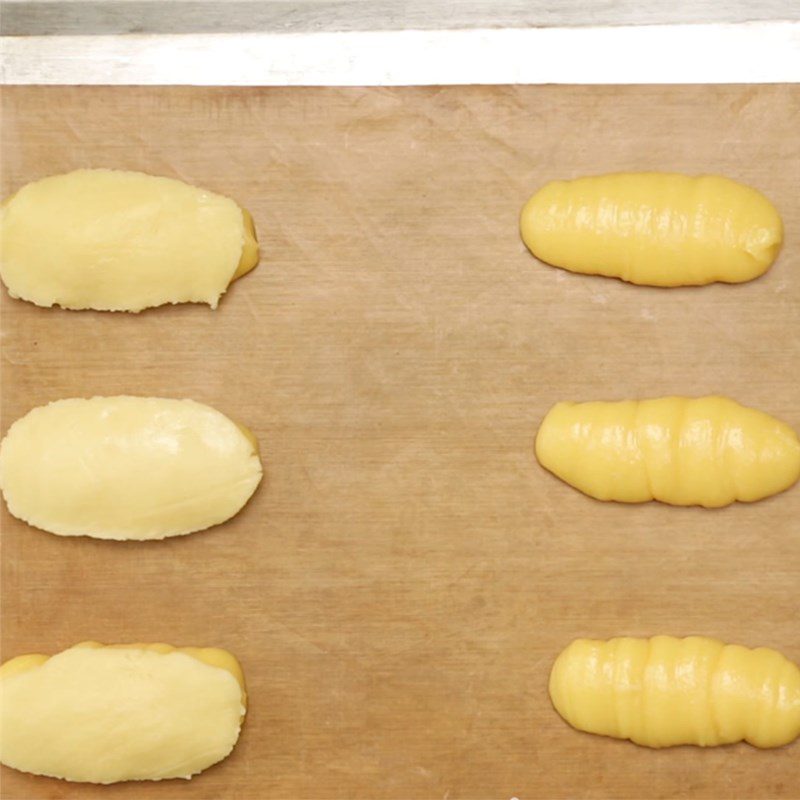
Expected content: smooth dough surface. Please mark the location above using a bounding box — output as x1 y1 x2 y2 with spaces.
0 396 263 540
0 169 259 311
0 643 246 783
550 636 800 748
520 172 782 286
535 396 800 507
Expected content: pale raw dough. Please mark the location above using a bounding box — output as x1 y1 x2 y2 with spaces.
0 169 259 311
0 396 263 540
0 643 246 783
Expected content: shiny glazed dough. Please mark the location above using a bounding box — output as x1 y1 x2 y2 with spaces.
0 169 259 311
520 173 782 286
0 642 247 782
549 636 800 748
0 396 263 540
535 396 800 507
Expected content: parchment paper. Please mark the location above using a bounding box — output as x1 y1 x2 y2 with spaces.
1 85 798 800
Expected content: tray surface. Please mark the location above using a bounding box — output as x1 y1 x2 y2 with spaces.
1 84 799 800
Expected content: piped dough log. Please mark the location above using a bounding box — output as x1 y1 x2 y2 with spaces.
0 642 246 783
0 396 263 540
0 169 260 311
535 396 800 507
520 173 782 286
550 636 800 748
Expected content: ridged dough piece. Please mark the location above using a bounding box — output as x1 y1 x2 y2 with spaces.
520 173 782 286
535 396 800 507
0 396 263 540
0 169 260 311
0 642 246 783
550 636 800 748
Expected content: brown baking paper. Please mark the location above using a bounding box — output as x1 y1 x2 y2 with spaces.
1 85 798 800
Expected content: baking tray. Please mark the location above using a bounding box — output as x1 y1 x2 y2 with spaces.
1 84 799 800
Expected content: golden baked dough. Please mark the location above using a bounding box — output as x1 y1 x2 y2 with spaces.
535 396 800 507
521 173 782 286
550 636 800 748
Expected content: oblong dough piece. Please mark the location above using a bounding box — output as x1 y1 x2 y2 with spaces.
520 173 782 286
0 169 260 311
549 636 800 748
0 396 263 539
0 642 246 783
535 396 800 507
